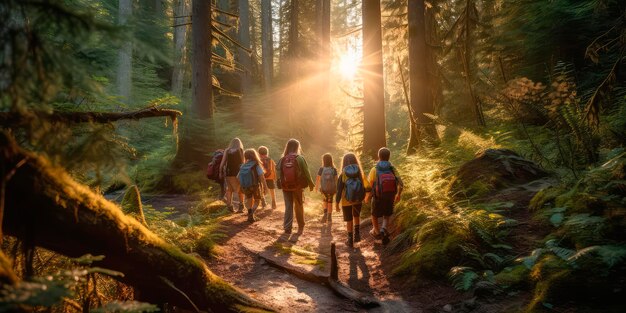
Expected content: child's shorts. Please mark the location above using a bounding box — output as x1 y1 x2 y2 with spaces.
322 193 334 203
266 179 276 189
244 188 262 200
371 195 394 217
342 204 362 222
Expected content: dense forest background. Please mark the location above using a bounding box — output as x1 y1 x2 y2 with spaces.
1 0 625 312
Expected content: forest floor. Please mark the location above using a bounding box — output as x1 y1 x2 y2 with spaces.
138 189 539 313
141 192 464 313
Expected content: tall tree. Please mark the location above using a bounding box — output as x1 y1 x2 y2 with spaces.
406 0 432 154
316 0 332 143
287 0 299 134
172 0 189 97
362 0 387 157
117 0 132 103
261 0 273 90
238 0 252 94
191 0 213 118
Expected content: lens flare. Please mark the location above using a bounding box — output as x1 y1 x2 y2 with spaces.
338 51 359 79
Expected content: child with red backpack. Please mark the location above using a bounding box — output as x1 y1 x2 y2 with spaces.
366 147 403 245
276 139 315 234
238 149 268 223
258 146 277 210
315 153 338 224
335 153 371 248
206 149 225 199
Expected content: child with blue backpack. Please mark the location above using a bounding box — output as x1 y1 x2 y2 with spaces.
315 153 338 224
366 147 403 245
335 153 371 248
238 149 268 223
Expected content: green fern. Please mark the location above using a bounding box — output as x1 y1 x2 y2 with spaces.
449 266 479 291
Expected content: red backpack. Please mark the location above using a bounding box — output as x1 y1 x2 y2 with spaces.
206 149 224 181
281 154 299 190
375 167 397 198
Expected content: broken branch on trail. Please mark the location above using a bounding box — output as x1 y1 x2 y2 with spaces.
253 242 380 308
0 107 182 126
0 132 274 312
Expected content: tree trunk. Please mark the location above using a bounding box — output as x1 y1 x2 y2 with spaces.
261 0 273 91
406 0 432 154
361 0 387 158
239 0 252 123
191 0 213 118
172 0 189 97
287 0 299 135
117 0 132 103
316 0 332 147
0 132 273 312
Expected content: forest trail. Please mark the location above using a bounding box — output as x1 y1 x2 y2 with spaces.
203 193 422 313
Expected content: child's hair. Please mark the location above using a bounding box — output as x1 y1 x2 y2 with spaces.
341 153 364 174
258 146 269 156
228 137 243 150
244 149 263 167
378 147 391 161
282 138 302 157
322 153 334 168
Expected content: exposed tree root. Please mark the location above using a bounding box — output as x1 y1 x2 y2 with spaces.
253 243 380 308
0 131 274 312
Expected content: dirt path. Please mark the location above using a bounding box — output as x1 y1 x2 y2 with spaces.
205 193 421 312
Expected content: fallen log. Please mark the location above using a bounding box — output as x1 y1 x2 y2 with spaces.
254 242 380 308
0 107 182 126
0 132 274 312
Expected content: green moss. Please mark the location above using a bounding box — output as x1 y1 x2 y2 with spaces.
494 265 530 288
466 180 493 198
394 218 468 277
529 187 562 211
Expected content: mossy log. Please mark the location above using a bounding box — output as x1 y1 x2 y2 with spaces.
0 132 274 312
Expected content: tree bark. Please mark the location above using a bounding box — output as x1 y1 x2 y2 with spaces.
316 0 332 147
117 0 132 103
172 0 190 97
192 0 213 118
287 0 299 135
406 0 431 154
362 0 387 158
0 132 273 312
261 0 273 91
238 0 252 123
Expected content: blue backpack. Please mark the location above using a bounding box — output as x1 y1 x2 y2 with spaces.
344 164 365 202
238 161 260 193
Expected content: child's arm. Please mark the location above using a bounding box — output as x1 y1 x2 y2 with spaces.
315 175 321 192
258 166 268 193
335 176 343 211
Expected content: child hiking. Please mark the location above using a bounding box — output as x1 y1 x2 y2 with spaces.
258 146 277 210
366 147 403 245
335 153 371 248
238 149 268 223
276 139 315 234
315 153 338 225
219 138 245 213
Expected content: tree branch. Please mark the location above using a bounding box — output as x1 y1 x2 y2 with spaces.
0 107 182 126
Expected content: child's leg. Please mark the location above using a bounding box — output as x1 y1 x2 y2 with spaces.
372 216 380 233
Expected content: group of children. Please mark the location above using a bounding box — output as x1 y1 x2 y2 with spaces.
212 138 403 247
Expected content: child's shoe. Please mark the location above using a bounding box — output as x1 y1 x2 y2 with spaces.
381 228 390 245
369 228 381 239
354 227 361 243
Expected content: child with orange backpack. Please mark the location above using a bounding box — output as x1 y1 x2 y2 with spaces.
335 153 371 248
366 147 403 245
315 153 338 224
258 146 277 209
